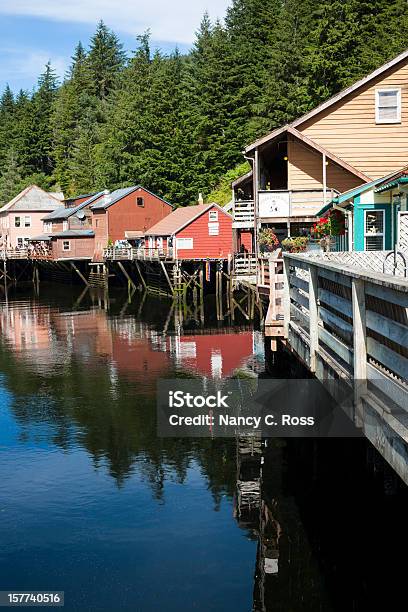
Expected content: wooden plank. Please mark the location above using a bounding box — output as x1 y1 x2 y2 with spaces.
366 309 408 347
309 265 319 372
290 273 309 292
365 282 408 309
283 257 291 338
290 287 309 310
319 305 353 335
367 337 408 381
352 278 367 425
318 288 352 317
318 326 353 366
367 362 408 412
290 303 309 328
317 266 352 287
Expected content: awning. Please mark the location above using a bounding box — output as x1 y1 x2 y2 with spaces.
29 234 51 241
375 176 408 193
125 230 144 239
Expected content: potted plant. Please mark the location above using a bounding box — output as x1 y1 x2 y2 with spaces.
281 236 309 253
258 228 280 254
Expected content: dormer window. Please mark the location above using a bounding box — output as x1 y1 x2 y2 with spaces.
137 197 144 207
376 89 401 124
209 210 218 222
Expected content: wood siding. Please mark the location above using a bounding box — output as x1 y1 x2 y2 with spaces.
92 211 108 261
175 206 233 259
288 137 363 192
298 60 408 178
106 188 172 244
51 236 94 259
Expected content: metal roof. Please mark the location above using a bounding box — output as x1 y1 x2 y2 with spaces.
0 185 62 212
52 230 95 238
90 185 173 210
42 192 104 220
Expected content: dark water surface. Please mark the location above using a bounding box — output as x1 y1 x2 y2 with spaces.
0 285 406 612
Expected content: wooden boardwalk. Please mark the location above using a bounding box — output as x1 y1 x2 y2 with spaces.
281 252 408 484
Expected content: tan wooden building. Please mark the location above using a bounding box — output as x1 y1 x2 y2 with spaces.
233 48 408 251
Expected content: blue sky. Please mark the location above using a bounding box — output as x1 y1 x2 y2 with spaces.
0 1 231 93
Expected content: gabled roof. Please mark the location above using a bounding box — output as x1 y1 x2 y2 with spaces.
90 185 173 210
246 126 370 182
232 170 253 188
0 185 62 212
43 192 104 221
245 48 408 153
145 203 229 236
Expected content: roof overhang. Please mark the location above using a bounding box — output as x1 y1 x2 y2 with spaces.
245 126 371 184
232 170 253 188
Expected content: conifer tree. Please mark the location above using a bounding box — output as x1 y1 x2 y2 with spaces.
87 21 126 101
0 148 23 206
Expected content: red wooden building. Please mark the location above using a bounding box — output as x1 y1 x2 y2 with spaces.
144 203 233 259
91 186 173 260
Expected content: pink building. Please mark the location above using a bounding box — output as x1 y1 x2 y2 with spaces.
0 185 62 249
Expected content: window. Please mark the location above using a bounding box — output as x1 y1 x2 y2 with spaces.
62 240 70 251
14 216 21 228
364 210 384 250
24 216 31 227
43 222 52 233
176 237 193 249
156 237 163 250
208 222 219 236
376 89 401 124
63 221 68 231
17 237 28 248
209 210 218 222
137 197 144 207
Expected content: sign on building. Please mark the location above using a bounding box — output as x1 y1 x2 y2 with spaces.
258 192 290 218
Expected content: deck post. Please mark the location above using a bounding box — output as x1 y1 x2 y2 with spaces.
283 256 291 338
352 278 367 426
309 265 319 373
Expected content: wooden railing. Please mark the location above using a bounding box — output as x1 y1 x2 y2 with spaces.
283 253 408 400
103 247 174 261
0 248 29 260
233 200 254 227
233 252 257 276
257 256 284 328
283 252 408 481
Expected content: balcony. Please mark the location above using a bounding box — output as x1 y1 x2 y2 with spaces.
232 200 254 228
258 189 337 221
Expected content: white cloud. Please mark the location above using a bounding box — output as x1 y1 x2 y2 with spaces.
0 46 68 87
0 0 231 44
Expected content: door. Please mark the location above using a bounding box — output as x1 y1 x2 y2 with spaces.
364 210 385 251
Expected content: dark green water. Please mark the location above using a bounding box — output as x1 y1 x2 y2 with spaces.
0 285 406 612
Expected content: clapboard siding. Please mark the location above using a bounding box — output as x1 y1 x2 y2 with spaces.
176 206 233 259
288 137 363 192
299 60 408 178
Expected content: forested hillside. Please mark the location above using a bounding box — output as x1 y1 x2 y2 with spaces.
1 0 408 205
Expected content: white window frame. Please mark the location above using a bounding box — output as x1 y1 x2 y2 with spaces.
209 210 218 222
62 240 71 251
63 220 68 231
24 215 31 227
375 88 401 124
16 237 28 248
364 209 385 251
14 216 21 228
43 222 52 233
176 237 194 250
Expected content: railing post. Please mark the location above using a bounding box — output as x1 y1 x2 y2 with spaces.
309 264 319 373
283 256 291 338
352 278 367 426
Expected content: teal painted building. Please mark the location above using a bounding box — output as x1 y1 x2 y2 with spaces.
318 169 408 252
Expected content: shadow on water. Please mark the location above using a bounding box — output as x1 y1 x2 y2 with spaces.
0 283 406 611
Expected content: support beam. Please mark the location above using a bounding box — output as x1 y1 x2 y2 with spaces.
283 257 291 338
309 265 319 372
134 260 147 290
352 278 367 426
70 262 90 287
118 261 137 291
